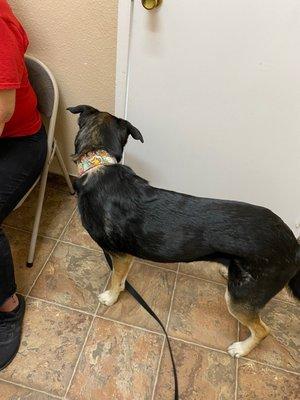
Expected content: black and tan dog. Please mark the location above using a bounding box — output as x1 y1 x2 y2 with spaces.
68 105 300 358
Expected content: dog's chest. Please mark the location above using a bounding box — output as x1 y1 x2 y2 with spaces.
77 196 115 248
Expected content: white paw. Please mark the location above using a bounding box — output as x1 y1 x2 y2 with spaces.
98 290 118 306
228 340 251 358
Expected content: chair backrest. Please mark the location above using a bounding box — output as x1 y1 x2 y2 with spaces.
25 54 58 119
13 56 59 211
25 54 59 158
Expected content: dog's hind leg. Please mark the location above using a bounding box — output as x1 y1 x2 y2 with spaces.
99 253 134 306
225 288 270 357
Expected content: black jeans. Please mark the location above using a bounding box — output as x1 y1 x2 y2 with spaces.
0 126 47 305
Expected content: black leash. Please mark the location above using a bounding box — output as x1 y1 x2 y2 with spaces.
103 251 178 400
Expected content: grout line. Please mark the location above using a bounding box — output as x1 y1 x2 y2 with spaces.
25 238 59 298
63 313 98 399
136 260 179 274
57 239 101 253
235 358 239 400
269 296 298 307
151 337 166 400
26 295 95 317
0 377 62 399
240 357 300 376
169 335 229 355
5 221 108 255
26 208 77 297
63 273 111 399
95 314 164 337
3 196 77 241
178 270 227 287
3 224 54 238
166 262 180 331
234 323 240 400
151 262 180 400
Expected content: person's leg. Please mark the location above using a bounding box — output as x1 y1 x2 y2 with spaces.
0 126 47 305
0 228 18 311
0 126 47 370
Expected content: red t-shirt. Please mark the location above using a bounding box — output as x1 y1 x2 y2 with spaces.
0 0 41 137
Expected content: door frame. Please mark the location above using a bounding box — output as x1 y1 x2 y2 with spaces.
115 0 133 118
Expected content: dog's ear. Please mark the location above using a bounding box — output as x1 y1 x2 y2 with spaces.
67 105 99 115
118 119 144 143
126 121 144 143
67 105 99 129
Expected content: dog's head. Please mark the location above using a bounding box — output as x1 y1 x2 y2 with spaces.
67 105 144 162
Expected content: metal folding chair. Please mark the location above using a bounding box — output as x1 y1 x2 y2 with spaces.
14 54 75 267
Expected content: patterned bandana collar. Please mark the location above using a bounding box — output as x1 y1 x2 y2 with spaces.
76 150 116 176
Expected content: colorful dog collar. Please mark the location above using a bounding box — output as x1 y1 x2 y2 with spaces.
76 150 116 176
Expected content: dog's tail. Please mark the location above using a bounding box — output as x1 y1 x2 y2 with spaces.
297 243 300 265
287 244 300 300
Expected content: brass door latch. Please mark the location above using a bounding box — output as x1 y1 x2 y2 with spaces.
142 0 162 10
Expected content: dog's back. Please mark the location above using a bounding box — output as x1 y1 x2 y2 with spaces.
76 163 299 268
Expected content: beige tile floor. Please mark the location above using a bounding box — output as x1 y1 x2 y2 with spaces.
0 174 299 400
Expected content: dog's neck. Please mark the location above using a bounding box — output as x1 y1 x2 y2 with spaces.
76 150 116 177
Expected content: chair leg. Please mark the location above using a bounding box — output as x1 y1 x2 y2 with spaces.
27 164 49 268
55 142 75 195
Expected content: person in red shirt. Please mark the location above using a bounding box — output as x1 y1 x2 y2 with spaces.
0 0 47 370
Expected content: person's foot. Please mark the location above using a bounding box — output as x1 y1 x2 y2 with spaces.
0 294 26 371
0 293 19 312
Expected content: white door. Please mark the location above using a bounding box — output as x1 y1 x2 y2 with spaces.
117 0 300 234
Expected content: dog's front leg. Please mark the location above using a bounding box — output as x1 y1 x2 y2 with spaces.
99 253 134 306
